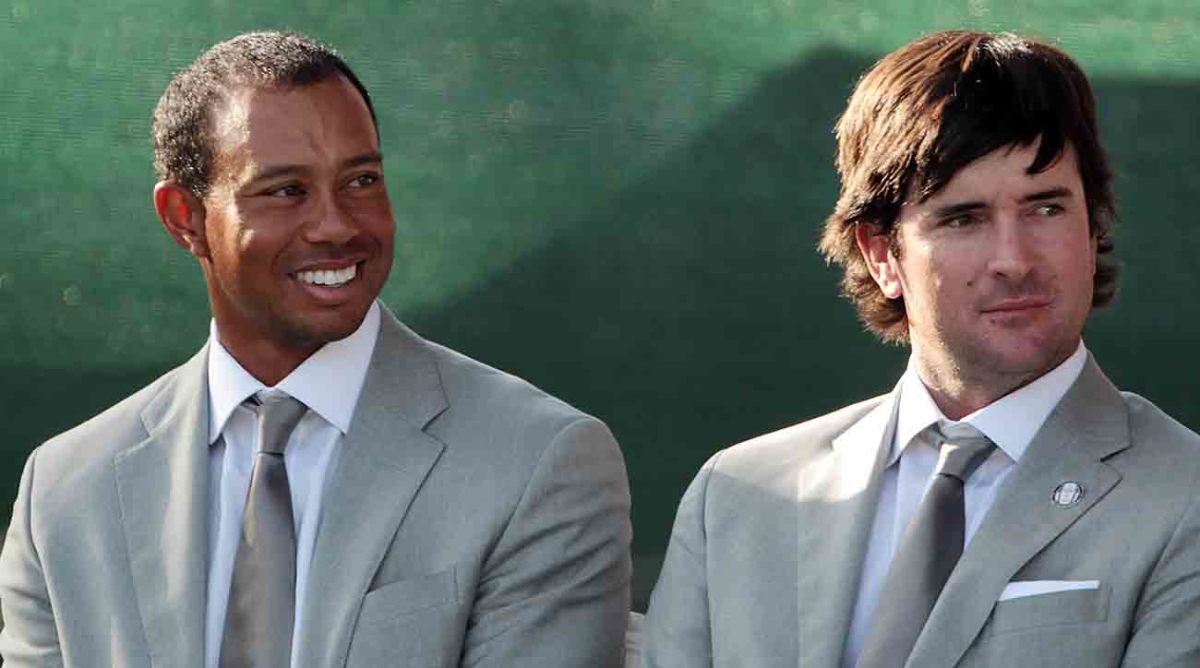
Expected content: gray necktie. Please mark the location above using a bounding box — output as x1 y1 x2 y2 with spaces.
856 425 996 668
220 393 307 668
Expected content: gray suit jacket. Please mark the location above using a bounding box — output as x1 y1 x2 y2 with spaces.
0 307 632 667
643 357 1200 667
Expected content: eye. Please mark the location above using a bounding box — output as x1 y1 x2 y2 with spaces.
263 183 306 198
940 212 977 229
1034 203 1065 217
346 172 381 189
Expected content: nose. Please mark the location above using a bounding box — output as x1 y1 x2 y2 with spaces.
987 214 1036 281
302 191 358 245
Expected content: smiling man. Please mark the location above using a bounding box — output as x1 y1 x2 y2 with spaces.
643 31 1200 667
0 32 631 667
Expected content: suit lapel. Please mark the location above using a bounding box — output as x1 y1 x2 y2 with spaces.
297 310 449 668
114 346 210 666
908 357 1130 667
797 390 899 667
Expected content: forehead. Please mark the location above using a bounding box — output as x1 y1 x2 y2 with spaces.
208 76 379 180
927 142 1082 203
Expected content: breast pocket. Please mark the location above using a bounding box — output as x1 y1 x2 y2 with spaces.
984 583 1110 636
357 567 460 624
346 567 465 667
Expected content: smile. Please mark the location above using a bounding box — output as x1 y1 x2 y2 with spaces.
295 263 358 287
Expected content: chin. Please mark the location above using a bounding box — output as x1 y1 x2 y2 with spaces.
288 306 371 347
987 340 1074 377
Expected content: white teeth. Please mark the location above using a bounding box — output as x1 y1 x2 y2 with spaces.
297 264 357 286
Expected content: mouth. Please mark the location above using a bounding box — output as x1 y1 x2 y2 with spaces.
288 261 369 304
294 262 359 288
981 296 1053 314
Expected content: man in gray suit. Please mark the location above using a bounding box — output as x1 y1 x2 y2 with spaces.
643 31 1200 667
0 31 631 667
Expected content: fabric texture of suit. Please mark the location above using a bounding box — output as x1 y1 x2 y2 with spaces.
642 356 1200 667
0 306 632 667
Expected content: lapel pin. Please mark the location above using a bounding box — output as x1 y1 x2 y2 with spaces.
1052 481 1085 507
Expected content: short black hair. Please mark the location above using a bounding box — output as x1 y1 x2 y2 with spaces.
820 31 1117 342
152 31 377 198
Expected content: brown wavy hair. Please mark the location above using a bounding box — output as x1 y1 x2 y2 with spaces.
819 31 1118 343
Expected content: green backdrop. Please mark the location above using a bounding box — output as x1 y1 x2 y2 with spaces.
3 1 1199 608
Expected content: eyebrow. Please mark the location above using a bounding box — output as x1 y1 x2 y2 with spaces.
932 201 987 219
1021 186 1074 203
244 151 384 187
931 186 1075 219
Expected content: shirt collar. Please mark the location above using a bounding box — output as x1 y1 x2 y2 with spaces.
891 340 1088 466
206 301 381 444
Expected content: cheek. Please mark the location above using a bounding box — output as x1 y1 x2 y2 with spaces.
1045 216 1093 267
923 247 980 291
915 262 974 320
203 221 239 264
234 206 301 251
359 201 396 233
369 213 395 239
365 216 396 252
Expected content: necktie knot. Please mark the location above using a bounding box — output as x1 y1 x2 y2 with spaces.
248 392 308 455
931 425 995 482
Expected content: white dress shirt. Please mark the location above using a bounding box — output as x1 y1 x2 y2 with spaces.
204 302 380 668
842 341 1088 667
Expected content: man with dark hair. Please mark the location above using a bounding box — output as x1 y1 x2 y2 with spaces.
0 31 632 667
643 31 1200 667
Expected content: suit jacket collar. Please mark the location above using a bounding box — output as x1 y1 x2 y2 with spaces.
296 306 449 668
795 384 900 667
116 344 211 667
907 354 1129 667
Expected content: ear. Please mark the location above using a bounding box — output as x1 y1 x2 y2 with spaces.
854 223 904 299
153 182 210 258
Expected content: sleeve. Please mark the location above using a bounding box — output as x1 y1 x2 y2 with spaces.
640 453 719 668
459 416 632 667
0 449 65 667
1119 494 1200 667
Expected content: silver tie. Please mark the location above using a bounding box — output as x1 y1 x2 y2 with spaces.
220 393 307 668
856 425 996 668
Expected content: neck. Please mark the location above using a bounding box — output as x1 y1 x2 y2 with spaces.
214 326 320 387
911 343 1077 421
916 369 1011 420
